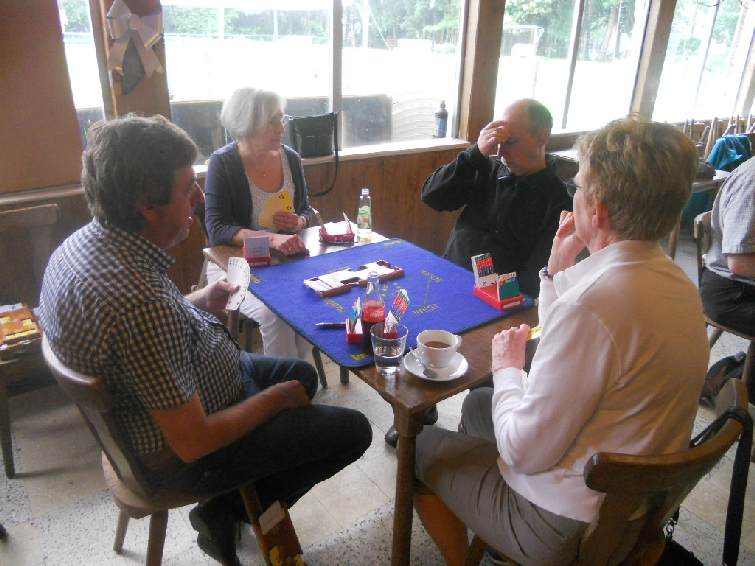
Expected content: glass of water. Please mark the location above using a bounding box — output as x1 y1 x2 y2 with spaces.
370 323 408 378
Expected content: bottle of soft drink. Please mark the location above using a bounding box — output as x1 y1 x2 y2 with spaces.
434 100 448 138
357 187 372 243
362 271 385 350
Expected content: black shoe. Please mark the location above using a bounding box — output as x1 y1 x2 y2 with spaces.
384 405 439 448
189 502 241 566
424 405 438 425
384 426 399 448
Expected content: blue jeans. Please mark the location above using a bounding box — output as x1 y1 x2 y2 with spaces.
145 352 372 514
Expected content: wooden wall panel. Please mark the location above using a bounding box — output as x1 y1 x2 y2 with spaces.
0 1 82 194
304 148 463 256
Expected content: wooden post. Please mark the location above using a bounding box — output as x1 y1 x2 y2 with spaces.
92 0 171 119
457 0 505 142
630 0 677 118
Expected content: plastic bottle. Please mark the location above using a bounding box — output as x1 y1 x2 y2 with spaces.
357 187 372 243
434 100 448 138
362 271 385 350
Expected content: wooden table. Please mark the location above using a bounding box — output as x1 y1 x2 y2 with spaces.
667 170 729 259
205 228 537 565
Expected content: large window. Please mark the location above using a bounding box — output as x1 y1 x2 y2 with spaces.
341 0 463 147
654 0 754 122
160 0 463 160
568 0 648 130
163 1 331 162
58 0 105 145
495 0 648 132
495 0 577 129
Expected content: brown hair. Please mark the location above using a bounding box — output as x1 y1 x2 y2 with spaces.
577 116 697 241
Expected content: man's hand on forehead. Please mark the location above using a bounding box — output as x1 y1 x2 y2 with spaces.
478 120 511 155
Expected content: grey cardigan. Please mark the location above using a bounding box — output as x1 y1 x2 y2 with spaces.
204 142 315 246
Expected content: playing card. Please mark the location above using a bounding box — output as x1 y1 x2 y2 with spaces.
226 257 251 311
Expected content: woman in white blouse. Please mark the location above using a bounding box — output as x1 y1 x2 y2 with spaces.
414 117 708 565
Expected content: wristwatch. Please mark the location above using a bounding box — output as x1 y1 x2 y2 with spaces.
539 266 553 280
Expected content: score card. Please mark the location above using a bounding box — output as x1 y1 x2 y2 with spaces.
226 257 251 311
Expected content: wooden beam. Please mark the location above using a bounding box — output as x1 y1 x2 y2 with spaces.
561 0 587 129
457 0 505 142
89 0 115 119
630 0 677 118
93 0 171 118
735 27 755 117
0 1 82 193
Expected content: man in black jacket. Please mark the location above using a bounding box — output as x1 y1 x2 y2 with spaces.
422 99 571 296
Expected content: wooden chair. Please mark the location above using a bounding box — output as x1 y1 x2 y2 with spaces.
0 203 59 478
693 212 754 391
42 335 286 566
465 379 748 565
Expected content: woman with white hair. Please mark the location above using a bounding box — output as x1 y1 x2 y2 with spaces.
204 87 314 358
413 117 709 565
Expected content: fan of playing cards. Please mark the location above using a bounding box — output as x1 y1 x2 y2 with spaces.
225 257 251 311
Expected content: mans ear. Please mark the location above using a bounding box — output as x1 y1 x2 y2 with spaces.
533 128 549 148
139 203 159 225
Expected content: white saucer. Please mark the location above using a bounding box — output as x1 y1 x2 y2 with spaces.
403 352 468 382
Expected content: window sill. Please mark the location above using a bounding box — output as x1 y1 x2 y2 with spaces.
193 138 469 177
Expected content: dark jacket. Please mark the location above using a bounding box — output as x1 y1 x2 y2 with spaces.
204 142 315 246
421 144 572 295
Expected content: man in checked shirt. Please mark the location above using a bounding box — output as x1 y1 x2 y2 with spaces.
40 115 371 566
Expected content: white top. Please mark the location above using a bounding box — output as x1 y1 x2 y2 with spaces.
249 152 295 230
704 156 755 286
493 241 708 523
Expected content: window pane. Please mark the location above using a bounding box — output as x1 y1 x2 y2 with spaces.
654 0 754 122
567 0 648 130
341 0 463 147
495 0 577 131
163 2 331 163
58 0 105 145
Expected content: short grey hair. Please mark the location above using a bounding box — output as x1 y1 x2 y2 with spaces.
82 114 197 232
220 87 284 140
525 99 553 133
577 116 697 241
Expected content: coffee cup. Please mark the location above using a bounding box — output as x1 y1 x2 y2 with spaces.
416 330 462 369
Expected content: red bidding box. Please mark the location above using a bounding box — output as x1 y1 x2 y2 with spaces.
345 319 364 344
473 285 525 310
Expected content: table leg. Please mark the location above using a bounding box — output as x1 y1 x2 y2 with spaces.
339 366 350 385
391 410 424 566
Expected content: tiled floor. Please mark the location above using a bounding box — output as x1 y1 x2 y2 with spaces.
1 234 754 565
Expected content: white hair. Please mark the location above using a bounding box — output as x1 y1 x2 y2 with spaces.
220 87 283 141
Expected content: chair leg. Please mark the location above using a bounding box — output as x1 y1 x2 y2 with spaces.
340 366 350 385
0 382 15 479
113 509 129 553
465 534 487 566
145 510 169 566
312 347 328 389
239 484 273 566
708 326 724 348
741 340 754 392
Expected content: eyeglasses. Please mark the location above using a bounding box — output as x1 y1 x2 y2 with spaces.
269 114 293 128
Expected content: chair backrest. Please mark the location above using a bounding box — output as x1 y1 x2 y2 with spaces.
0 204 59 305
41 335 152 497
578 379 747 565
693 211 713 285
